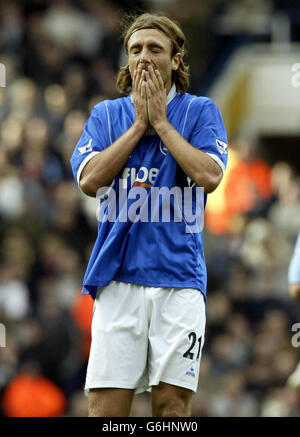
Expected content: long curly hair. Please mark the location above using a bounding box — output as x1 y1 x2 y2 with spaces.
116 13 190 95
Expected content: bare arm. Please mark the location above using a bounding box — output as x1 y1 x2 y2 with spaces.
80 66 148 197
80 122 146 196
144 66 223 193
154 122 223 193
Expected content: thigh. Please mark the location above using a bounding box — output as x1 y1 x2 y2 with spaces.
148 288 206 393
85 281 148 392
88 387 135 417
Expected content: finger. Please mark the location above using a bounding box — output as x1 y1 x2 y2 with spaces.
132 68 137 90
148 65 160 89
144 81 151 100
141 80 147 99
155 69 164 89
144 71 156 95
134 65 143 92
136 70 143 94
138 70 146 95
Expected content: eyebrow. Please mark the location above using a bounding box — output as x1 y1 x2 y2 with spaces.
128 41 165 51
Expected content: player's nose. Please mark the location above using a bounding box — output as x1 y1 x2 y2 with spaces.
139 48 151 67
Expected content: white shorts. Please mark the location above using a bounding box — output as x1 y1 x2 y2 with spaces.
85 281 206 394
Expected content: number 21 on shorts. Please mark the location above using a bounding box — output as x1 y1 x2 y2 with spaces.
183 332 202 361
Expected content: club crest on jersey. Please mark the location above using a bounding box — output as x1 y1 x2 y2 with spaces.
216 139 228 155
159 141 168 155
187 176 196 188
79 138 93 154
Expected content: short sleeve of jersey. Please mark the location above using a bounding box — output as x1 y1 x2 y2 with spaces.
70 103 110 186
188 97 228 175
288 231 300 283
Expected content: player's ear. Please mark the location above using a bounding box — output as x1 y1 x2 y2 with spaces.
172 53 181 71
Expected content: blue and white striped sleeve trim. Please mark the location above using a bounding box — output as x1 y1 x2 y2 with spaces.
76 151 100 186
206 152 226 176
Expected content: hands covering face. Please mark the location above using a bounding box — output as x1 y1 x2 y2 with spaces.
132 64 167 130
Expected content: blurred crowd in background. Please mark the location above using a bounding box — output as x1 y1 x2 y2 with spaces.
0 0 300 417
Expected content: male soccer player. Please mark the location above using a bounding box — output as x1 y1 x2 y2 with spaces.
71 13 228 417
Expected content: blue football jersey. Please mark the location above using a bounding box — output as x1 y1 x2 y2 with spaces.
70 87 228 301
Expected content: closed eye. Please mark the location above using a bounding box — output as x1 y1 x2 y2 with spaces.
129 42 164 55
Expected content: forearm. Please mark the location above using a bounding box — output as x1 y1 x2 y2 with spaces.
80 121 146 196
154 121 223 193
